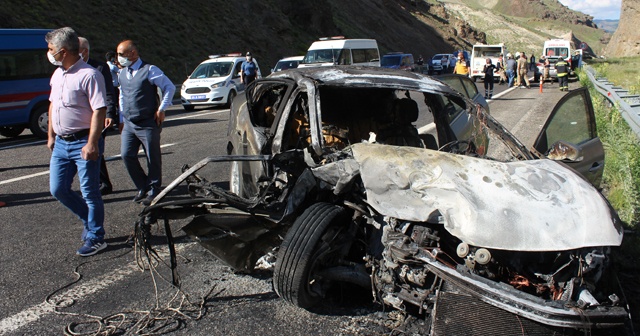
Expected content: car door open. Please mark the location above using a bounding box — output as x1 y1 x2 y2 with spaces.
533 87 605 187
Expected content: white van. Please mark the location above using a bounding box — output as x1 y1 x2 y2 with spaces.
298 37 380 68
470 43 506 82
181 53 261 111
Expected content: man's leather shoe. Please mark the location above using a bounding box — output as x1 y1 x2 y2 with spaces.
100 184 113 196
133 190 147 203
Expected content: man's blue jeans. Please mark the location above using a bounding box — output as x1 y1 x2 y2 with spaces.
506 70 515 87
50 136 105 242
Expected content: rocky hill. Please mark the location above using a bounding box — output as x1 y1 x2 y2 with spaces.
605 0 640 57
0 0 606 83
438 0 605 57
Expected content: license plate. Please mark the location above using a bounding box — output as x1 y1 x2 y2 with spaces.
191 95 206 99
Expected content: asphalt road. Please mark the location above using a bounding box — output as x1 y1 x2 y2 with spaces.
0 75 575 335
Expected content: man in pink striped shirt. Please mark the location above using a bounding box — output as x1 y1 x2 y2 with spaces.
46 27 108 257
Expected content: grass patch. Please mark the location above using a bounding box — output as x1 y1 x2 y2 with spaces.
589 57 640 94
578 68 640 227
579 62 640 332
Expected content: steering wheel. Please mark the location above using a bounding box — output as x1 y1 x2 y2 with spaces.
438 140 474 154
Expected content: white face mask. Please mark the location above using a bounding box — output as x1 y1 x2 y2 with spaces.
47 50 63 66
118 55 132 67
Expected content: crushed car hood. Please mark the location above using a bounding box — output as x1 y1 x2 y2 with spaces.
350 143 623 251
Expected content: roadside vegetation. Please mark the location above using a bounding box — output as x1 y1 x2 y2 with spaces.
579 58 640 228
579 62 640 332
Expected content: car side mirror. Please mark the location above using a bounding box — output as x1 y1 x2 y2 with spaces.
545 140 583 162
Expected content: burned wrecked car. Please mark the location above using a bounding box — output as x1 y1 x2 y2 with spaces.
140 67 630 334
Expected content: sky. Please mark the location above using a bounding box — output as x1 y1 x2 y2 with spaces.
558 0 622 20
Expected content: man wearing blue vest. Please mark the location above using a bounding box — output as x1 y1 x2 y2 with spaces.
116 40 175 206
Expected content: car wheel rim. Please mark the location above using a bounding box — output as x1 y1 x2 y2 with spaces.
38 113 48 133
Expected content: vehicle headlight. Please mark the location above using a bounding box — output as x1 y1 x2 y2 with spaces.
211 82 225 89
181 84 186 91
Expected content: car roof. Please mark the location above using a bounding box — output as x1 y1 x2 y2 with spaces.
269 66 465 98
200 56 245 64
278 56 304 62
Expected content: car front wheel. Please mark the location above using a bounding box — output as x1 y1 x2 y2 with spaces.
273 202 351 309
226 90 236 108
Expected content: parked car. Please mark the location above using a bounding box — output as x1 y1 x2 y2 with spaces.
139 67 626 335
181 53 261 111
428 53 452 74
271 56 303 74
380 52 415 71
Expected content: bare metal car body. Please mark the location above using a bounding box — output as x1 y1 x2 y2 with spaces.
141 67 629 334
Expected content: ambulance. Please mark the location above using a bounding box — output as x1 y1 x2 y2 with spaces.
541 39 573 77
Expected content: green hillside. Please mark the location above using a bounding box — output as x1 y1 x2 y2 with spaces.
1 0 607 83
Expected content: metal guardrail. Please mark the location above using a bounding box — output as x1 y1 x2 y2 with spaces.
584 65 640 138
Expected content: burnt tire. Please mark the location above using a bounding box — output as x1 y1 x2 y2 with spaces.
273 202 349 309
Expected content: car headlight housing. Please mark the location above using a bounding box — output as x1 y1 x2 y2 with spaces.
211 82 225 89
181 84 186 91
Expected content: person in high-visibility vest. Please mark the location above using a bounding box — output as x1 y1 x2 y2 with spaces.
453 52 469 76
556 58 569 91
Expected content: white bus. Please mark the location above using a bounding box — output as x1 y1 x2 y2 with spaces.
298 37 380 68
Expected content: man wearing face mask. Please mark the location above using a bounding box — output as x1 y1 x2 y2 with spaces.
79 37 117 196
46 27 108 256
116 40 175 207
240 52 258 86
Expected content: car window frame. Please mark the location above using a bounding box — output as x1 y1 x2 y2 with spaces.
533 87 597 153
533 87 604 186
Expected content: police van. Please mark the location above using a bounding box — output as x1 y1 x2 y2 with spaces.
181 53 261 111
0 29 54 138
298 37 380 68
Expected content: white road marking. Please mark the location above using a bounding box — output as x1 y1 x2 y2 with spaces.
168 109 228 121
0 109 227 150
0 143 177 185
0 243 194 335
1 140 47 150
